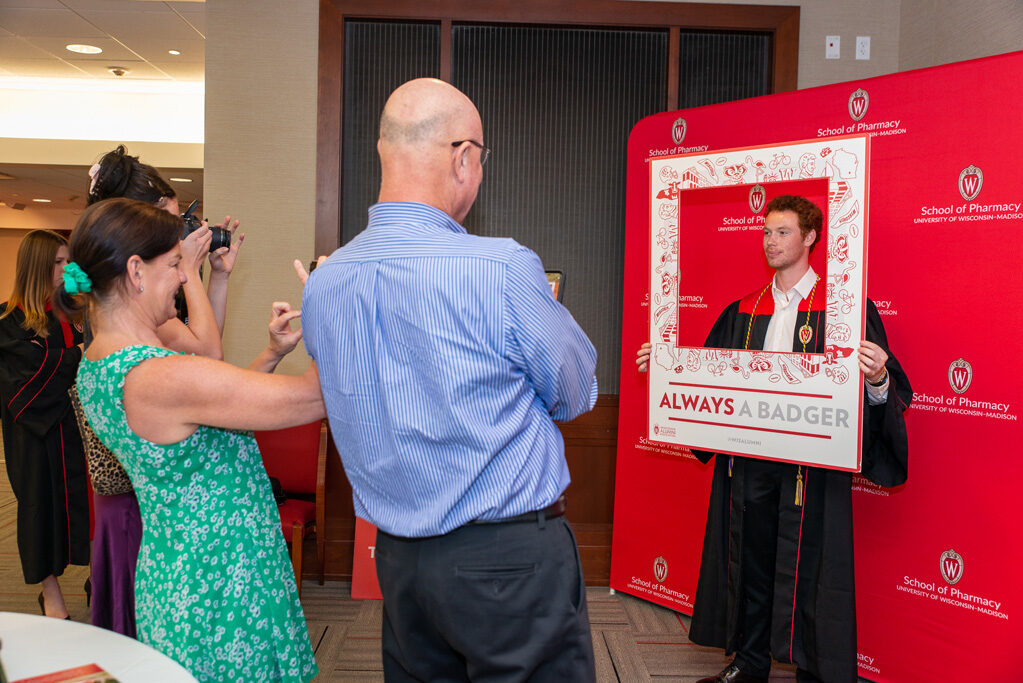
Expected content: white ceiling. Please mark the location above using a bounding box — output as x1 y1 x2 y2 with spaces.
0 0 205 82
0 0 205 222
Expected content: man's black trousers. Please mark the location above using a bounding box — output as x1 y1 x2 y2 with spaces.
375 513 596 682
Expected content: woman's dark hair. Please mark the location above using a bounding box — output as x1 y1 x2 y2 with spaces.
56 198 182 316
88 145 176 206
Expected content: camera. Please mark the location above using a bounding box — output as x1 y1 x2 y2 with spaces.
181 199 231 252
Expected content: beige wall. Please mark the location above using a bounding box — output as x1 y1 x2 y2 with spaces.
0 229 33 303
205 0 319 373
646 0 902 89
899 0 1023 71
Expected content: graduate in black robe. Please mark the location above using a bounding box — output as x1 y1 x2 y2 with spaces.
688 295 911 683
0 305 89 584
675 196 912 683
0 233 89 616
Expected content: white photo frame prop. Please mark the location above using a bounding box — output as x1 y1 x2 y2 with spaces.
647 134 869 471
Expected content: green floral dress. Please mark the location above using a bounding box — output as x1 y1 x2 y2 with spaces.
76 345 317 682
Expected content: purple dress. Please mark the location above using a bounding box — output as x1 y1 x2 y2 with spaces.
90 490 142 637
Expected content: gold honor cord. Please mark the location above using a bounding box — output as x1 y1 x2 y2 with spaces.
740 277 819 501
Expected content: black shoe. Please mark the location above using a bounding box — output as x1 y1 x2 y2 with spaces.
37 591 71 619
696 663 769 683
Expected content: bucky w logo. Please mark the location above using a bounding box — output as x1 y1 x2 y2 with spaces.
948 358 972 395
958 165 983 201
653 556 668 583
671 117 687 145
940 549 964 585
848 88 869 122
749 184 766 213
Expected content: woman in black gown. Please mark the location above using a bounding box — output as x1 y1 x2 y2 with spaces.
0 230 89 618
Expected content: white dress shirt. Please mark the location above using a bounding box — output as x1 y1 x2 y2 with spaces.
763 267 888 404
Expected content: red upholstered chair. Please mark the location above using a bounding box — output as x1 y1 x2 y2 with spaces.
255 419 327 597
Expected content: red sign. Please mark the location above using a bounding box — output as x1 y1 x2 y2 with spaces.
351 517 383 600
614 51 1023 681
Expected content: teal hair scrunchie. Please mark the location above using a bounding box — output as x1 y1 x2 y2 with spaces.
63 262 92 295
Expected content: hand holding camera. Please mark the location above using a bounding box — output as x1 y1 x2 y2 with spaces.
181 199 231 252
180 219 212 274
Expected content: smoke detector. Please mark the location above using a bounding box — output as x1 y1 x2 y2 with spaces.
108 66 130 77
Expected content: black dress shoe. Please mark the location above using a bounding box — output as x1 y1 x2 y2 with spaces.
695 663 769 683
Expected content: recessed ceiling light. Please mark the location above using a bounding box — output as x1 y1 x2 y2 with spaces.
66 44 103 55
33 198 52 203
168 177 192 182
168 50 181 56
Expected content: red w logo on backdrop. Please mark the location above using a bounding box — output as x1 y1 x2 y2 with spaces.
958 165 983 201
749 184 766 213
948 358 973 394
653 556 668 583
671 117 687 145
848 88 869 121
941 549 964 585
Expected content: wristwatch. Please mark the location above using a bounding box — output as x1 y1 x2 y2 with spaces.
866 367 888 387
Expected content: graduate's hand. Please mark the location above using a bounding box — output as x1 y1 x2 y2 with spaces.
636 342 652 373
858 340 888 384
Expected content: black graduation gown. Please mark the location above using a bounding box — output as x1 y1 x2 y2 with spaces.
0 304 89 584
687 293 911 683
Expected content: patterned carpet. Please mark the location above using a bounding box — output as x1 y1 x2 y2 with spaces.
0 433 806 682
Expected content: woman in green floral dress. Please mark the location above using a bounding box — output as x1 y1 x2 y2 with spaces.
61 198 321 682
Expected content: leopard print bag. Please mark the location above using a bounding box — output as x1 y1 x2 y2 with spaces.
69 384 133 496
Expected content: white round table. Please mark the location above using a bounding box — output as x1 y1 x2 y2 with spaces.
0 612 196 682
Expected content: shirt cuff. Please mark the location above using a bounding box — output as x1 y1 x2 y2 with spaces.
865 373 889 405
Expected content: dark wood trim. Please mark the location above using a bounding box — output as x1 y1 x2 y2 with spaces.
666 26 680 112
772 6 800 92
324 0 798 31
440 19 452 82
315 0 343 256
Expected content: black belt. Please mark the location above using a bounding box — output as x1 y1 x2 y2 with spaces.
468 495 567 525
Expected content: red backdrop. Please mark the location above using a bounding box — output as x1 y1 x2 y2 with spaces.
612 52 1023 681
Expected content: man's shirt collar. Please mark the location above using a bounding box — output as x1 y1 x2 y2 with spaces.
367 201 467 235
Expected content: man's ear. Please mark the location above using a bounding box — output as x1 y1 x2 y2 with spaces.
804 228 817 248
452 143 470 183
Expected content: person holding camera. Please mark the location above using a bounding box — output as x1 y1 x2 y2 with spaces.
88 144 241 344
0 230 90 619
79 146 241 637
62 197 321 682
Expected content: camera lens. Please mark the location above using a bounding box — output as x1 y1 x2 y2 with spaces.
209 227 231 252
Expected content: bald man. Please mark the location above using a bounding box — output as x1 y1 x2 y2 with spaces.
303 79 598 681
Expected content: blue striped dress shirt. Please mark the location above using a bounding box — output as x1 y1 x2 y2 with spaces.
302 202 598 537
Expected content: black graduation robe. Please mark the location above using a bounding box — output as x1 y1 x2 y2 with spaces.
687 292 911 683
0 304 89 584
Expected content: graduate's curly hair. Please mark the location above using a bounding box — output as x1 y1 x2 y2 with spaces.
766 195 823 252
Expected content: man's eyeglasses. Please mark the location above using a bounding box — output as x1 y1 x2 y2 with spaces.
451 140 491 166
